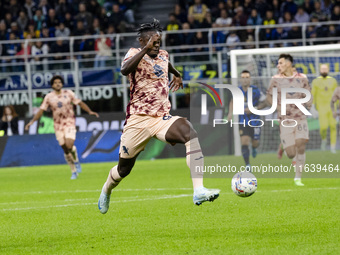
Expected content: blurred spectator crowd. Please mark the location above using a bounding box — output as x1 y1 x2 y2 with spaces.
166 0 340 53
0 0 139 71
1 0 340 69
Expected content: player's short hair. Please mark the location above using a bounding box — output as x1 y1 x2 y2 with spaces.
279 54 294 64
137 18 162 38
241 70 251 75
50 75 64 86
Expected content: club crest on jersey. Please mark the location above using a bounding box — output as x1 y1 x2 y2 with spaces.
122 146 129 155
288 86 296 95
153 64 164 77
158 55 167 62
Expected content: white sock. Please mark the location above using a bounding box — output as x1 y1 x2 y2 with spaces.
295 153 305 179
104 165 123 194
64 153 76 173
185 138 204 190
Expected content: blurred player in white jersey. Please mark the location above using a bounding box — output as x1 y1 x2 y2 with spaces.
267 54 312 186
25 75 99 179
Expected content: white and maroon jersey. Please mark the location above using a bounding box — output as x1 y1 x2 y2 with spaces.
122 48 171 118
40 90 81 131
267 72 312 120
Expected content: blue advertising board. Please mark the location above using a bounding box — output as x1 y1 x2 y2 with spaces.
0 70 114 91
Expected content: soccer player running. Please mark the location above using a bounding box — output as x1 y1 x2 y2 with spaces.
311 64 338 153
267 54 312 186
98 19 219 214
277 65 298 160
25 75 99 179
228 70 266 170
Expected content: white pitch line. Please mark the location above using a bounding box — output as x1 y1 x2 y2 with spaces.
0 188 193 195
1 187 339 212
1 194 192 212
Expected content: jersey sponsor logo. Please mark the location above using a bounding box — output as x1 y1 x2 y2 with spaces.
163 115 172 120
153 64 164 77
57 102 63 108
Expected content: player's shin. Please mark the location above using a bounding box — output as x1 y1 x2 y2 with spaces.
295 153 305 179
64 153 76 172
104 165 122 194
241 145 250 165
185 138 204 189
71 145 79 162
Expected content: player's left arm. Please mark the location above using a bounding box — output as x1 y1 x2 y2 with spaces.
168 61 183 92
254 88 267 110
78 101 99 118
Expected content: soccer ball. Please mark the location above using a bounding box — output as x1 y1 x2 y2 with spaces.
231 171 257 197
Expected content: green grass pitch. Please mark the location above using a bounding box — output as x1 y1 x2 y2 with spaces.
0 151 339 255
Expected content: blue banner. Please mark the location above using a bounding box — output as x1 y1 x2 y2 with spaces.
0 130 121 167
0 70 114 91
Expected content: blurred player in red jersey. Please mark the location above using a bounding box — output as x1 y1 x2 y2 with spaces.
267 54 312 186
25 75 99 179
98 19 219 214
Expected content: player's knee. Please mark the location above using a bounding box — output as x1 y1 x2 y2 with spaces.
117 165 132 178
177 124 196 143
185 127 197 143
117 156 137 178
286 150 295 159
252 140 259 148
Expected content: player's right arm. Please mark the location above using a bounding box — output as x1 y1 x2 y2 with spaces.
227 99 233 121
25 109 44 130
25 94 50 130
266 77 281 114
121 34 160 76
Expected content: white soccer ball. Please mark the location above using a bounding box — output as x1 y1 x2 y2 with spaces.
231 171 257 197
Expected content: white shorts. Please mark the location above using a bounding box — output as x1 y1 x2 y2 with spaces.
280 119 309 149
55 126 76 146
119 114 183 158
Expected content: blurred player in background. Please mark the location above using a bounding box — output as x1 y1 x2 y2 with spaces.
277 65 297 160
98 19 219 214
331 86 340 132
267 54 312 186
228 70 266 170
311 64 338 153
25 75 99 179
